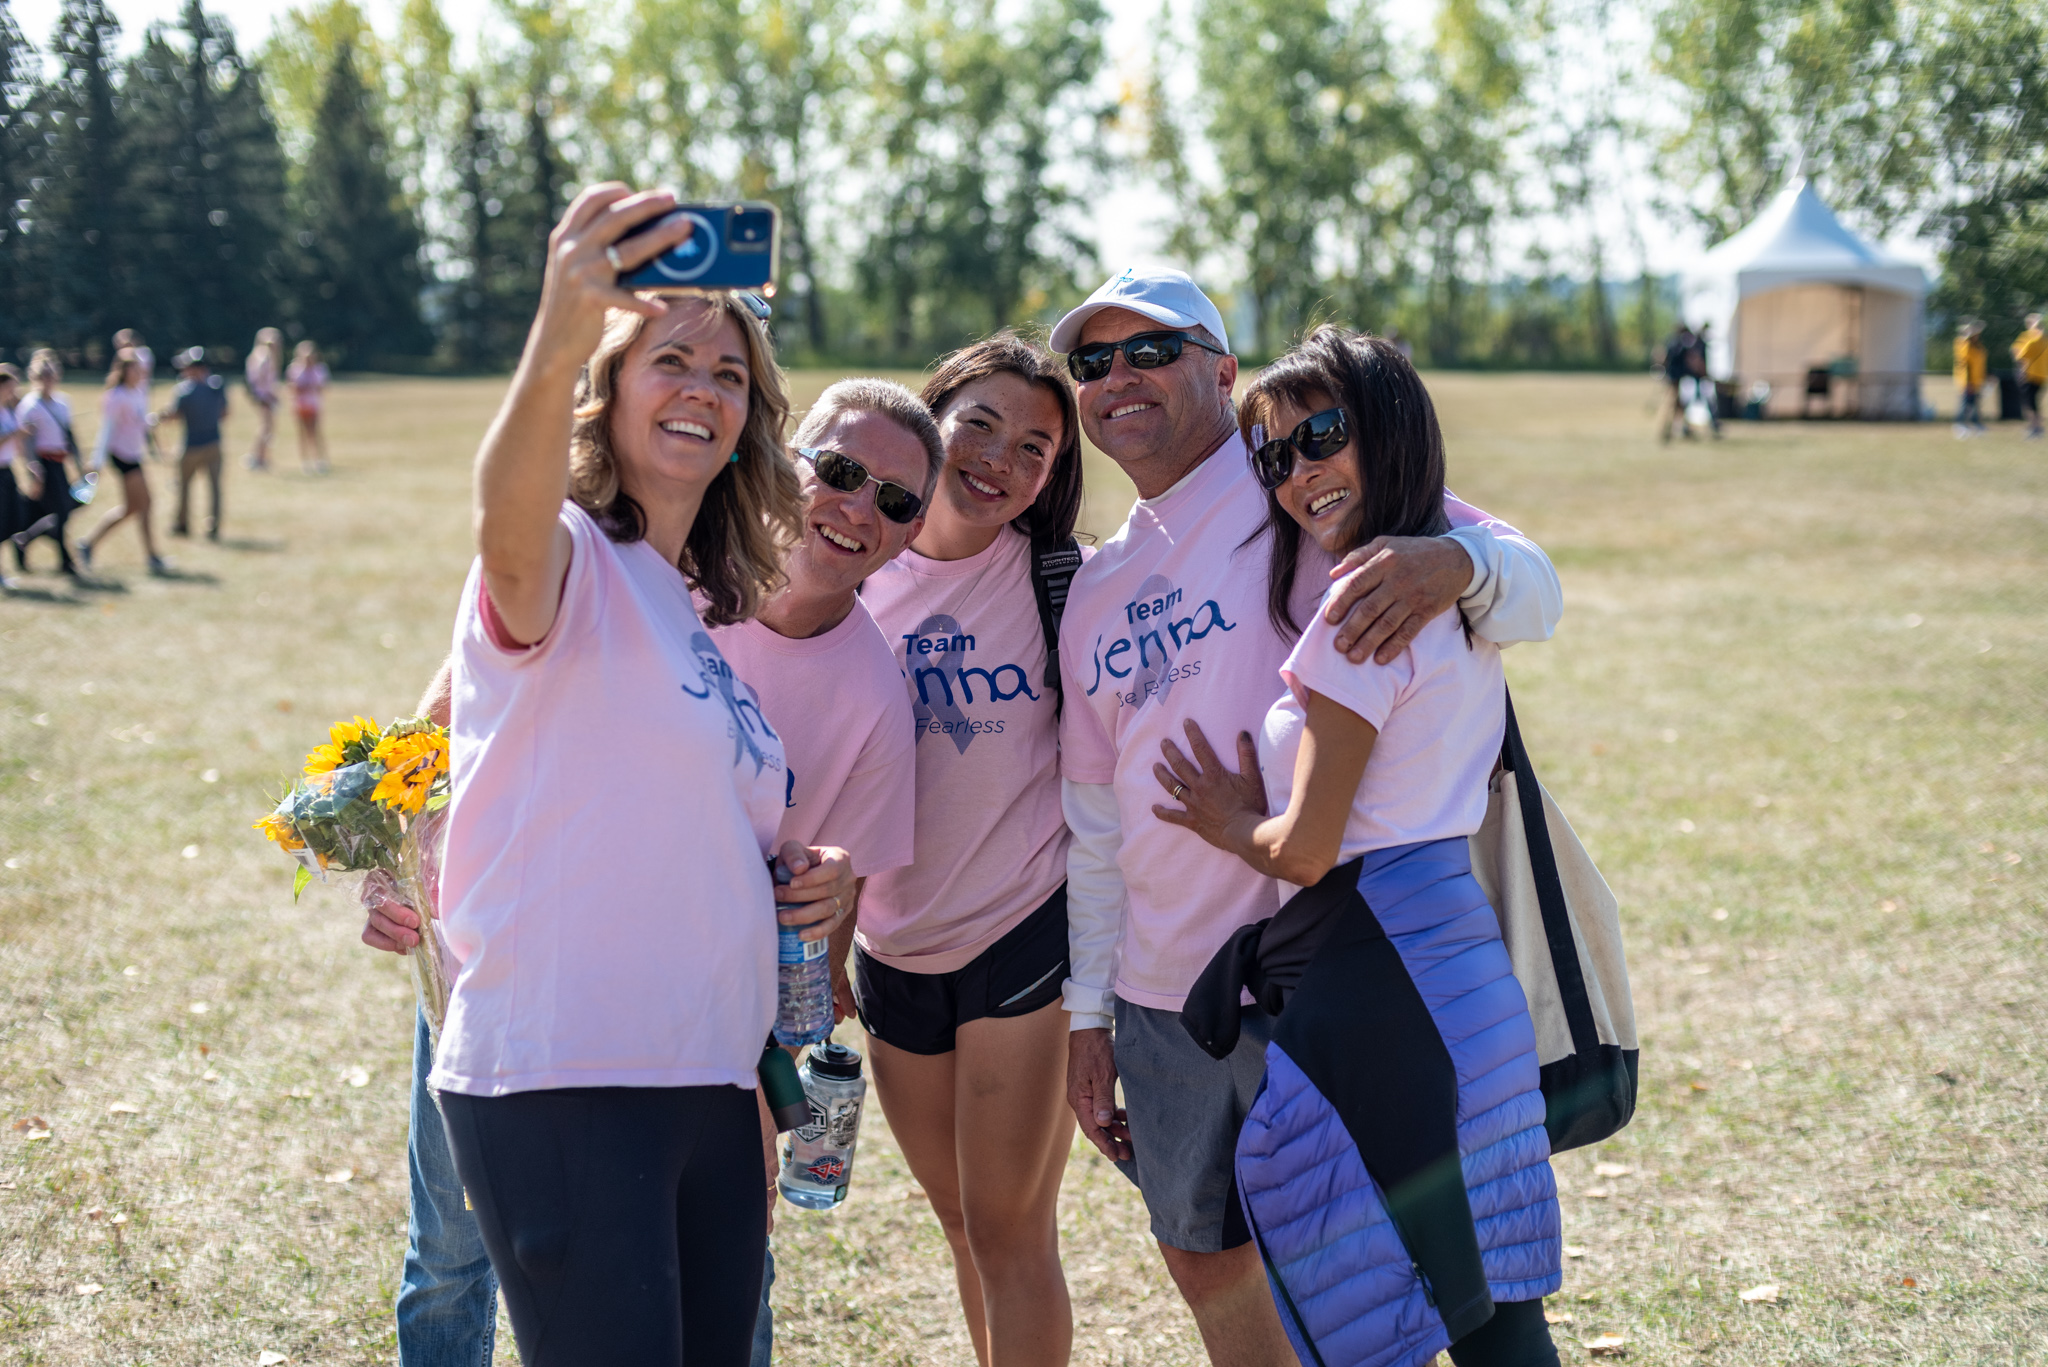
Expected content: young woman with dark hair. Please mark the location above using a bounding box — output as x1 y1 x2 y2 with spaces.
852 331 1088 1366
1156 327 1564 1367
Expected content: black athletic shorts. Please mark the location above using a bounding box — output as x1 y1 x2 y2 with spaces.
853 883 1069 1056
109 454 142 476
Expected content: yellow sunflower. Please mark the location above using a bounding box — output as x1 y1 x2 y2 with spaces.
252 813 306 851
369 730 449 816
304 715 382 776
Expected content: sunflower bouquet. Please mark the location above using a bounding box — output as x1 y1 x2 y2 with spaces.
256 714 455 1033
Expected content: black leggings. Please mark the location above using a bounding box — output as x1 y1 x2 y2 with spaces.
438 1084 767 1366
13 456 74 572
1449 1298 1560 1367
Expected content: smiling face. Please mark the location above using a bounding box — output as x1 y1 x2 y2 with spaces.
1265 389 1365 555
608 300 752 510
787 408 929 597
1075 306 1236 473
933 371 1065 531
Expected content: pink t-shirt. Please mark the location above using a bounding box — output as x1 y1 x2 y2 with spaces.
1264 600 1505 875
1058 436 1311 1010
431 503 788 1096
1060 440 1523 1009
101 385 150 460
859 526 1076 972
710 600 917 876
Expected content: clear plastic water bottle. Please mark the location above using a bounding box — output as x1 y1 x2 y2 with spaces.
773 861 833 1048
779 1040 867 1209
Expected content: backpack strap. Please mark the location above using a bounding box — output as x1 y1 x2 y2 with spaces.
1500 688 1600 1059
1027 534 1083 717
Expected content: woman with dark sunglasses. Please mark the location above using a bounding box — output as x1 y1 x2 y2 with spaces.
853 332 1088 1367
1156 327 1562 1367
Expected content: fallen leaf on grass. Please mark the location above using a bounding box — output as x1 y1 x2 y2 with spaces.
344 1068 370 1088
1545 1310 1575 1325
109 1213 127 1226
1593 1163 1631 1178
75 1283 102 1296
1689 1081 1710 1092
258 1353 290 1366
202 1071 219 1082
1564 1245 1587 1259
1583 1334 1627 1356
2003 852 2022 865
1900 1276 1917 1288
11 1116 47 1131
107 1102 140 1115
322 1168 353 1184
188 1001 209 1014
1585 1188 1611 1199
84 1207 104 1221
1739 1284 1779 1303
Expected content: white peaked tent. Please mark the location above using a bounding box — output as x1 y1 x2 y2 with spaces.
1682 178 1927 419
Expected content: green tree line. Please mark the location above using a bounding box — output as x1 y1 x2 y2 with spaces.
0 0 2041 372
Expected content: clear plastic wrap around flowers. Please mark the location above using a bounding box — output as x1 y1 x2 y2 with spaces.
255 716 454 1036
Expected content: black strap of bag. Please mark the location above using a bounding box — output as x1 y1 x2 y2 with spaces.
1499 689 1599 1059
1027 534 1082 718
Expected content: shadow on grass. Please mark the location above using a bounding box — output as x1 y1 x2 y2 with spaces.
0 579 86 605
150 565 222 584
71 575 131 595
215 536 288 553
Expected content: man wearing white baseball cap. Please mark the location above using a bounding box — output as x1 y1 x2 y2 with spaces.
1052 266 1562 1364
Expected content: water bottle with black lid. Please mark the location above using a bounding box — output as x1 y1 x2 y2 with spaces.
778 1040 867 1209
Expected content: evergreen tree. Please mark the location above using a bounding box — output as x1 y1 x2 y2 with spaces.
0 1 34 341
449 79 526 366
290 37 430 363
26 0 129 353
123 1 286 353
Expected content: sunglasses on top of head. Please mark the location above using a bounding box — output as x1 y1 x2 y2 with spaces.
796 448 925 524
1249 407 1351 491
1065 330 1229 384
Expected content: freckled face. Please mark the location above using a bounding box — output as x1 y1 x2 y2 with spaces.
609 301 751 499
934 372 1065 529
1265 390 1364 555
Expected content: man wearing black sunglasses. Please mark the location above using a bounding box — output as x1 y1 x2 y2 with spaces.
1048 267 1562 1367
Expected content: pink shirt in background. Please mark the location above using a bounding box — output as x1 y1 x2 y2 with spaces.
711 600 917 877
101 385 150 460
431 503 788 1096
289 360 328 411
860 526 1076 972
1265 600 1505 876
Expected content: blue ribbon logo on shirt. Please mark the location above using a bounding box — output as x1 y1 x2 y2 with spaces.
687 631 776 775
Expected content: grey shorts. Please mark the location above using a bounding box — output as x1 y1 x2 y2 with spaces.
1112 997 1272 1253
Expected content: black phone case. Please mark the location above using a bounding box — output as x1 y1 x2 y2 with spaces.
616 202 780 294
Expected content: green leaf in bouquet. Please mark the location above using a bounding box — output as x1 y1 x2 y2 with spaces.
292 865 314 901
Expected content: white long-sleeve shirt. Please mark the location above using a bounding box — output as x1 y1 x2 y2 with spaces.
1061 505 1562 1030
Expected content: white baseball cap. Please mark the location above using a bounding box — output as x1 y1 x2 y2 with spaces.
1050 266 1229 356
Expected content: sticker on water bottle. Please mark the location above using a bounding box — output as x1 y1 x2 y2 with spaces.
777 921 829 965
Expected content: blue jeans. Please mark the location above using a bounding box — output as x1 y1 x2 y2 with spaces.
752 1241 775 1367
398 1010 497 1367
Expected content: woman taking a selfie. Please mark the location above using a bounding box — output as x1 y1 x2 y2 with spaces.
1157 328 1562 1367
429 184 851 1364
854 334 1086 1367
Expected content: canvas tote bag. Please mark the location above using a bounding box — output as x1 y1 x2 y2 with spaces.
1468 691 1639 1152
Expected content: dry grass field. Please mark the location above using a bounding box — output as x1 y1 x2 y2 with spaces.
1 369 2042 1365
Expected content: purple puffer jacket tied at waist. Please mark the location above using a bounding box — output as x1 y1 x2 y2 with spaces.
1202 838 1561 1367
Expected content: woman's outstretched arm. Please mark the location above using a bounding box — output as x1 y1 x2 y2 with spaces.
472 184 692 646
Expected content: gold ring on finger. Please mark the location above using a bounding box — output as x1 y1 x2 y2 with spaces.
1173 783 1187 801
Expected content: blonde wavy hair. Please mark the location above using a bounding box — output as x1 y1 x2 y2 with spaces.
570 297 801 626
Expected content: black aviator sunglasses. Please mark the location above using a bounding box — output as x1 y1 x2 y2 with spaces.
1249 407 1351 491
1065 330 1229 384
796 448 925 524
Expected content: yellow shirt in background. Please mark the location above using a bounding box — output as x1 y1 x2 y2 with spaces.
2016 329 2048 383
1954 337 1987 389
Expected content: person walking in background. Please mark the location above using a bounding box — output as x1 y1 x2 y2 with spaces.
1659 323 1696 444
1688 322 1722 437
244 328 284 470
288 339 330 472
0 364 28 589
10 349 82 578
2014 312 2046 439
855 334 1089 1367
78 348 165 574
1952 321 1988 436
161 347 229 541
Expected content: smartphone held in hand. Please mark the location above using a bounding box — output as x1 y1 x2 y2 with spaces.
615 200 780 295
